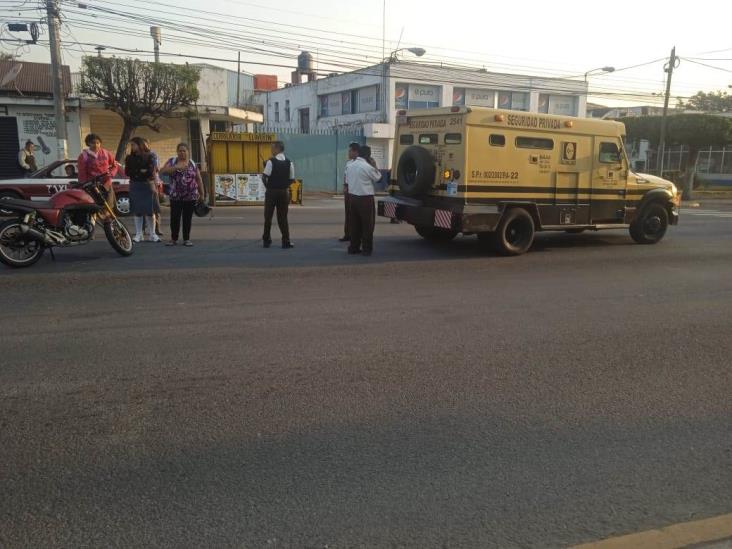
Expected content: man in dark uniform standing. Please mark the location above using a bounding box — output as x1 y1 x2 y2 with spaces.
262 141 295 249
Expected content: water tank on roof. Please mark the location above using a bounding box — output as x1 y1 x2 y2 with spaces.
297 51 314 73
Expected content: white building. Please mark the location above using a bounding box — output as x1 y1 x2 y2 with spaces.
256 60 588 169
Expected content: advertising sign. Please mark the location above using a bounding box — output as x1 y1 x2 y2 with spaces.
342 91 352 115
408 84 439 103
358 85 378 113
327 93 342 116
394 83 408 109
215 174 236 201
236 173 266 202
15 111 57 168
465 89 495 107
548 95 577 116
453 88 465 106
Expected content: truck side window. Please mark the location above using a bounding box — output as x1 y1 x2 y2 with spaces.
489 134 505 147
419 134 438 145
599 142 621 163
516 137 554 150
400 134 414 145
445 133 462 144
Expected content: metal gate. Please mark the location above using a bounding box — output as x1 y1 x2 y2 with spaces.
263 127 365 193
0 117 21 179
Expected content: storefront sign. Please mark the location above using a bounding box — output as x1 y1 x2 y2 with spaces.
358 85 378 113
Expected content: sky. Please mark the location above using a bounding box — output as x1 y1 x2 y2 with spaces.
2 0 731 107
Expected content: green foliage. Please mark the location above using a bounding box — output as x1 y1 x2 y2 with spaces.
620 114 732 148
678 90 732 113
79 57 200 159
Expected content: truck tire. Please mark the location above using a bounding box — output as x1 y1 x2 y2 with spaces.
415 225 458 241
630 203 668 244
397 146 435 197
494 208 535 256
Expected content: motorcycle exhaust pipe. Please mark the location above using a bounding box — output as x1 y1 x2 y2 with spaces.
19 224 59 246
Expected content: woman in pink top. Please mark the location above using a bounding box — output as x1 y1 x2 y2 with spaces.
77 133 119 210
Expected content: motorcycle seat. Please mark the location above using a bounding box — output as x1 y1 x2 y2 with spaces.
1 197 53 210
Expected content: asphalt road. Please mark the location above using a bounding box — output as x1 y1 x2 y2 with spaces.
1 199 731 548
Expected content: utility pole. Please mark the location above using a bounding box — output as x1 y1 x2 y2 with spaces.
46 0 67 161
236 51 241 108
658 46 677 177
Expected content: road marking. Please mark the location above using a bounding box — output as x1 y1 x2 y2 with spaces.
683 209 732 218
571 512 732 549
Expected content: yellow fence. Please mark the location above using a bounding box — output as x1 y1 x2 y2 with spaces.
207 132 302 205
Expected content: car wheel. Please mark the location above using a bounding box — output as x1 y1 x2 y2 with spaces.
115 193 131 216
0 191 22 216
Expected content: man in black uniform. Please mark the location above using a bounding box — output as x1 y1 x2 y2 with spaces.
262 141 295 248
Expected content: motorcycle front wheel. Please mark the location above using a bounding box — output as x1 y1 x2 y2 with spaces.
104 219 134 256
0 219 45 268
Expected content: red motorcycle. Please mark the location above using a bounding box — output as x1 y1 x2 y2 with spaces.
0 174 133 268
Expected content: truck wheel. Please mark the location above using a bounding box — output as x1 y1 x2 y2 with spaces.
494 208 535 256
630 203 668 244
415 225 458 241
397 146 435 197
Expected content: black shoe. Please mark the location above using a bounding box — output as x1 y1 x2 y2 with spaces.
361 250 372 257
282 241 294 249
263 240 272 248
339 236 351 242
348 248 362 255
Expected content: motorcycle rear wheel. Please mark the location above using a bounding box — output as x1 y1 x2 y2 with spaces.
104 219 134 256
0 219 45 268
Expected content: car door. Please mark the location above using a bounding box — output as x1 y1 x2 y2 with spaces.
591 138 628 223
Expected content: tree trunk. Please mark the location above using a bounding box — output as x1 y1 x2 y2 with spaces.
116 120 135 161
683 147 699 200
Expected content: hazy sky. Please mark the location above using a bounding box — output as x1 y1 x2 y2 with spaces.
4 0 731 106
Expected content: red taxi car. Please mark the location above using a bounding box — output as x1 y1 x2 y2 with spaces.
0 159 130 216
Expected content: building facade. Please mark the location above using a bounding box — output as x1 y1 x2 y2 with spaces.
0 60 82 177
256 61 588 169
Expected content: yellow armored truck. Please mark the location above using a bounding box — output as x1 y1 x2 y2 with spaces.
378 107 681 255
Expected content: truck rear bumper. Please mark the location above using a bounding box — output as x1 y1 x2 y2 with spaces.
378 197 503 232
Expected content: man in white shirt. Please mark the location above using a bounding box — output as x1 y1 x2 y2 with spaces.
345 145 382 256
262 141 295 248
339 142 360 242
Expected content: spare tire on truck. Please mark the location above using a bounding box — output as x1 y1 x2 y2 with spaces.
397 146 435 197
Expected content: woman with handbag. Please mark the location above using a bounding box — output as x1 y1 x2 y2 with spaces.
159 143 205 247
125 137 159 243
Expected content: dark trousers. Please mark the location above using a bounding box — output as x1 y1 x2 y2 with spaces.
263 189 290 243
170 200 195 241
349 194 375 253
343 187 351 238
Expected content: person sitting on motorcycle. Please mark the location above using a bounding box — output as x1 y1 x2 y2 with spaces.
77 133 119 211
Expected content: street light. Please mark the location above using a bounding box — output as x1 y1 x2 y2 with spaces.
387 47 426 63
584 66 615 82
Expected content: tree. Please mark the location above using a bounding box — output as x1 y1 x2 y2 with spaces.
678 90 732 113
621 114 732 197
79 57 200 160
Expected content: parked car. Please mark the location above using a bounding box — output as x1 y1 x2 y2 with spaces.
0 160 130 216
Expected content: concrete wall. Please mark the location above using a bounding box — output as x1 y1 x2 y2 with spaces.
1 97 82 166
